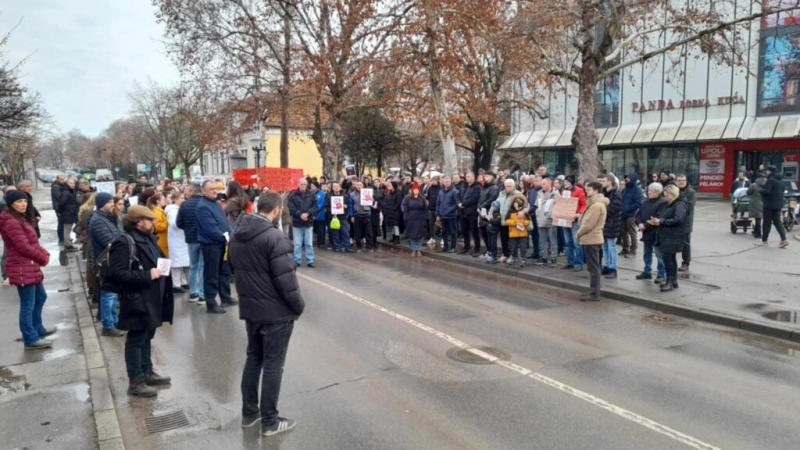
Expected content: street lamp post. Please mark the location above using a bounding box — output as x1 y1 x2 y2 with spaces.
252 142 265 168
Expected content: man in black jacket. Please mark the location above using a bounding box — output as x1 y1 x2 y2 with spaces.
425 177 441 243
230 191 304 437
675 174 697 271
287 178 318 267
635 183 666 283
600 174 622 278
459 171 481 256
51 175 65 244
478 172 499 255
760 167 789 248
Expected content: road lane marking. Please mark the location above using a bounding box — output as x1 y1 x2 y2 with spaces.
298 273 721 450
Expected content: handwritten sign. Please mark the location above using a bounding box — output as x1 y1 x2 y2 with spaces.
95 181 116 195
360 188 374 207
551 197 579 222
331 196 345 215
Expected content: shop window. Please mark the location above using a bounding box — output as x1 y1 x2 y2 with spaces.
758 6 800 115
595 72 620 127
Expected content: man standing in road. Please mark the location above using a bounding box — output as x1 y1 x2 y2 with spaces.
577 181 608 301
89 192 124 336
436 177 460 253
287 178 318 267
675 174 697 270
230 191 304 437
177 183 204 303
196 180 235 314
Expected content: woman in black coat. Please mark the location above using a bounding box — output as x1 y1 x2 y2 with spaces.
381 181 403 243
57 178 79 249
649 185 688 292
104 205 174 398
402 183 428 257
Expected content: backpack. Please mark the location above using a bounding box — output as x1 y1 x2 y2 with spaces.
95 233 141 290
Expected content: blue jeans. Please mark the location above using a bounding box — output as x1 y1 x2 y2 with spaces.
188 242 204 298
603 237 618 270
563 222 584 268
409 239 422 251
331 219 350 251
643 241 666 278
293 226 314 264
100 290 119 331
18 283 47 345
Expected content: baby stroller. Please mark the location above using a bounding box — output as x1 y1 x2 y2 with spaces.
730 187 752 234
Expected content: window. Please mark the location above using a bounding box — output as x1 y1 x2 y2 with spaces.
758 5 800 115
595 72 620 127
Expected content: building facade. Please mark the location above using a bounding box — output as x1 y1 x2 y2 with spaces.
501 3 800 197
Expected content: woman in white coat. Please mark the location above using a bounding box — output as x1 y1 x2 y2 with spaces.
166 191 191 292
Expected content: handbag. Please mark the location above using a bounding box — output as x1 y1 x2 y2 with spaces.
330 217 341 230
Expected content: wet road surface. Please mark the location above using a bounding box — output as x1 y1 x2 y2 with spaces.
100 247 800 449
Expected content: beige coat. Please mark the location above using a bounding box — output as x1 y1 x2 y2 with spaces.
577 194 608 245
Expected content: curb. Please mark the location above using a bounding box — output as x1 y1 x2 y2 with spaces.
69 253 126 450
378 241 800 344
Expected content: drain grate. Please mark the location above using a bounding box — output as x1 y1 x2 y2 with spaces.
446 346 510 365
145 410 190 434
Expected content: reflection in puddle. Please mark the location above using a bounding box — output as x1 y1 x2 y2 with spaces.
72 383 90 402
42 348 76 361
762 310 799 324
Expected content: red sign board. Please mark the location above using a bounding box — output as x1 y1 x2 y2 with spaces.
232 167 305 191
698 143 727 193
232 168 258 187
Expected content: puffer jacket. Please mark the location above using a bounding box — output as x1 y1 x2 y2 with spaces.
656 197 689 254
603 188 623 238
89 210 121 260
620 173 643 218
176 194 202 244
0 211 49 286
761 172 785 210
230 214 305 324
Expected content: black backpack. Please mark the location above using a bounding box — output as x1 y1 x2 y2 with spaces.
95 233 141 289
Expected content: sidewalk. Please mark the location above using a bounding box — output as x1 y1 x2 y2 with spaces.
0 210 122 449
383 200 800 342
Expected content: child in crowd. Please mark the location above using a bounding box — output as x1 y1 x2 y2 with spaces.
505 194 531 268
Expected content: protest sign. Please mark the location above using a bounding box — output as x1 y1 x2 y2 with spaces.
360 188 374 206
95 181 116 195
551 197 579 222
331 196 345 215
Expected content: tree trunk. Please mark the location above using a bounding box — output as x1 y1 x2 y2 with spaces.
424 1 457 177
279 9 291 168
572 62 602 184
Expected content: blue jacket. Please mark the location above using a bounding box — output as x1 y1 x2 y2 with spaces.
348 189 372 217
196 196 230 245
176 194 202 244
314 190 326 221
436 186 460 219
89 211 122 260
621 173 643 218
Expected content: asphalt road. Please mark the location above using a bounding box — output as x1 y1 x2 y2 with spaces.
100 247 800 450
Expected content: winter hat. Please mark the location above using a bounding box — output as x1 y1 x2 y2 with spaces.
126 205 155 220
565 175 576 185
95 192 113 209
4 189 27 206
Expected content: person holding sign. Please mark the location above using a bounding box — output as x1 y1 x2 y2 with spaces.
287 178 318 267
325 183 350 252
349 182 375 252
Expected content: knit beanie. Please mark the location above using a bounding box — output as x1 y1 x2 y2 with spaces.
4 190 27 206
95 192 114 209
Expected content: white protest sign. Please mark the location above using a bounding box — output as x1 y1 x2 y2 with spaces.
331 196 345 215
360 189 374 207
96 181 116 195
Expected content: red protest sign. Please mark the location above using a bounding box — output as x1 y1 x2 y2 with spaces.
257 167 304 192
232 168 258 186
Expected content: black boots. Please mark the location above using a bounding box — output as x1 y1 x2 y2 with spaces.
145 370 172 386
128 379 157 397
660 277 679 292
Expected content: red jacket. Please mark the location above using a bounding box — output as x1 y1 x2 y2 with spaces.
573 185 588 214
0 211 49 286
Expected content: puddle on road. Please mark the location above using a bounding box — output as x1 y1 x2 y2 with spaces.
762 310 799 324
42 348 76 361
0 367 29 395
72 383 90 402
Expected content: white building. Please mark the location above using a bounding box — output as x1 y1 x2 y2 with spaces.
501 3 800 196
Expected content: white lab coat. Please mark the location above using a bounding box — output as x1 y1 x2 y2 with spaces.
165 204 190 268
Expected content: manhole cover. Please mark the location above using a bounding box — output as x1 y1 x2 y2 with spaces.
762 310 799 324
446 346 510 365
646 313 674 323
145 410 190 434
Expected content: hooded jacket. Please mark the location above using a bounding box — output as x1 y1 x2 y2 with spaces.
229 214 305 324
577 194 608 246
621 173 643 218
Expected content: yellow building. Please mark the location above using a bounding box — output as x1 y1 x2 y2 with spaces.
261 128 323 178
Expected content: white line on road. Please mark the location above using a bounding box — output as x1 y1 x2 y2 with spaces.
298 272 721 450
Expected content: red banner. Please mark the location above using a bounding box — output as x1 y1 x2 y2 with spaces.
232 168 258 187
232 167 304 191
698 143 727 193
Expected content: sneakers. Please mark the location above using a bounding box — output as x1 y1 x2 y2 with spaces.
207 305 226 314
678 263 689 272
601 267 610 275
505 257 514 265
144 371 171 386
127 379 157 398
40 326 58 337
654 277 666 285
635 273 652 280
498 256 507 263
486 256 498 264
778 240 789 249
516 260 527 269
24 339 53 349
242 415 261 429
101 328 125 337
262 417 296 437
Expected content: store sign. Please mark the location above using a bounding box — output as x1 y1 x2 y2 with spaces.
632 95 745 113
698 143 727 193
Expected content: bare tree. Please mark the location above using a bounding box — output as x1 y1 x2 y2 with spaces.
0 30 40 139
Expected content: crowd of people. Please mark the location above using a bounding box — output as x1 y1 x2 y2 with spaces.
0 162 792 436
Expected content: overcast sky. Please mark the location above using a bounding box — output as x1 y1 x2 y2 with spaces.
0 1 179 137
